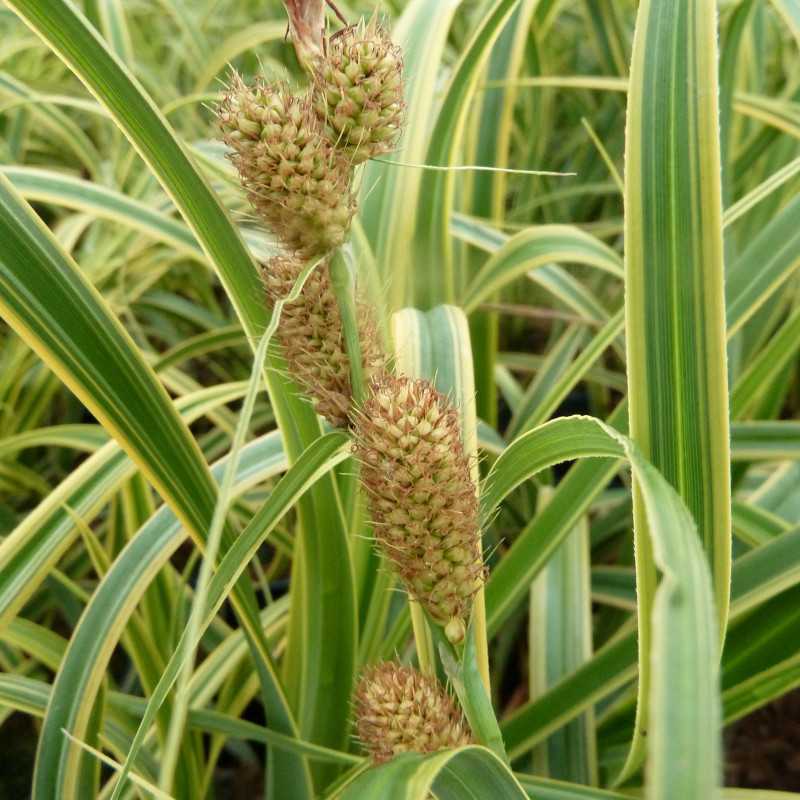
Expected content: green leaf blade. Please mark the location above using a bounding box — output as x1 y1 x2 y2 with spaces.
623 0 731 788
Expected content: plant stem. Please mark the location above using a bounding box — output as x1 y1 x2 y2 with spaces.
472 591 491 693
329 249 366 407
410 601 436 676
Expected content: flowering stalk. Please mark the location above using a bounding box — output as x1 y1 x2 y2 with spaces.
217 6 405 427
328 250 366 407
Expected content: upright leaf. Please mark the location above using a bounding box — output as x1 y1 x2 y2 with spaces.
623 0 731 781
359 0 463 311
465 0 541 426
481 416 720 799
412 0 524 307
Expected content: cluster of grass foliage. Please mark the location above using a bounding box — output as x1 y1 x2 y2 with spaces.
1 0 800 798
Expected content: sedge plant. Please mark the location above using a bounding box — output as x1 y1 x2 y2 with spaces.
0 1 799 799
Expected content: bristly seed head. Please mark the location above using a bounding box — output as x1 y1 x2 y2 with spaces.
353 374 484 640
312 17 404 164
354 662 471 763
262 256 384 427
218 75 356 257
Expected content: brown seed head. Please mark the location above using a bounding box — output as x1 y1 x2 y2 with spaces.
218 76 356 257
313 17 404 163
263 256 384 427
354 662 471 763
353 375 483 638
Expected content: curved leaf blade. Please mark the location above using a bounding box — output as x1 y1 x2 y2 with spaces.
339 746 527 800
482 415 720 798
462 226 623 315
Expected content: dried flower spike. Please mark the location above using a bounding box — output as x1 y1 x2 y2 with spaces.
313 17 404 164
218 76 356 257
353 375 484 640
262 256 383 427
355 662 471 763
283 0 326 67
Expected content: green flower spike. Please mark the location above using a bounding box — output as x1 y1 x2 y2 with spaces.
354 662 471 764
219 75 356 257
313 16 404 164
353 374 484 642
262 256 383 427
